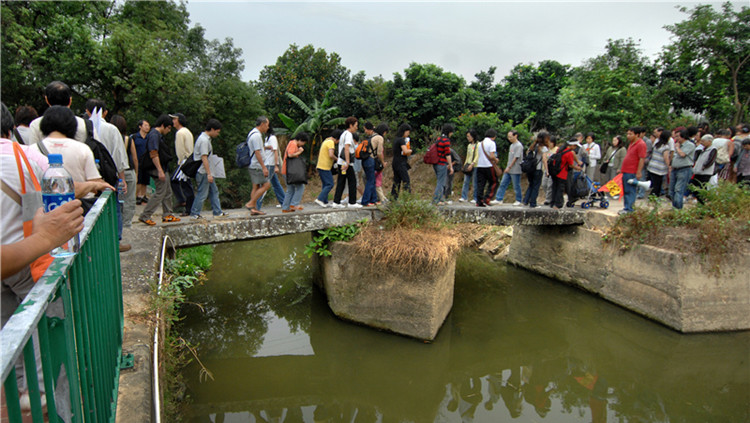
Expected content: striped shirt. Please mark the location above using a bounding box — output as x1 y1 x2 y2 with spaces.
436 136 451 166
647 144 670 176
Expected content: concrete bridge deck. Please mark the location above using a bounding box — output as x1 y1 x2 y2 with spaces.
160 203 586 248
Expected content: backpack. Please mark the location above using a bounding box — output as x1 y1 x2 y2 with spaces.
547 148 568 177
520 149 538 174
355 135 373 160
83 119 119 187
236 130 257 167
423 143 440 165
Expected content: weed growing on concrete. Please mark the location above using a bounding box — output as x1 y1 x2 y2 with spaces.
381 192 447 230
606 181 750 273
305 219 368 257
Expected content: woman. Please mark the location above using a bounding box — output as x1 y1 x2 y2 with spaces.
281 132 309 213
390 123 413 200
583 132 601 182
646 131 671 197
371 123 389 204
315 129 342 207
523 132 549 208
603 135 627 183
132 119 150 204
542 135 558 205
110 114 138 227
459 129 479 203
256 126 285 211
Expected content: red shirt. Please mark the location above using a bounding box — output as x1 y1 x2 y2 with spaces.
621 139 647 174
557 147 576 180
436 136 451 165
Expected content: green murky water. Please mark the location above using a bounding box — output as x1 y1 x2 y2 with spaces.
178 233 749 423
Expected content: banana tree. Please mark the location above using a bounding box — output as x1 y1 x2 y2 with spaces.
278 83 346 164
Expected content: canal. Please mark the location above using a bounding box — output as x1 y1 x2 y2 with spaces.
177 233 749 422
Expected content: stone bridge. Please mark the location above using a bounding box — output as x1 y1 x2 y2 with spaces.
161 205 585 248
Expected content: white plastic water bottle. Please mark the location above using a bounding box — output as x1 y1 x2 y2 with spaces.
41 154 80 257
117 178 125 204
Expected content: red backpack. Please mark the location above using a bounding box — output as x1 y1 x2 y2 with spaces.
423 143 440 165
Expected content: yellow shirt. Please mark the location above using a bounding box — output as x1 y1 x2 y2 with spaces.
317 138 336 170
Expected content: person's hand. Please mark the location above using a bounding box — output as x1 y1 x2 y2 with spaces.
74 180 115 198
262 167 269 177
636 170 642 180
207 174 214 184
32 200 84 246
275 166 280 174
158 170 165 181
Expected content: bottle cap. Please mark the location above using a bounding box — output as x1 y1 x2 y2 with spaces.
48 154 63 165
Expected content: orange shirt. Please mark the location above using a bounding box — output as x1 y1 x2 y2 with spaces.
282 140 300 175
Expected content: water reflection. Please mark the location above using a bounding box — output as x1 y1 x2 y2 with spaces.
179 233 750 423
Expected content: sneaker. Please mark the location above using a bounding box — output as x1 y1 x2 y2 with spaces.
214 212 229 218
489 200 501 205
476 202 486 207
512 201 522 206
314 199 328 208
458 198 466 202
331 202 345 209
445 200 453 205
347 203 363 208
543 201 550 206
192 214 204 219
276 204 281 208
119 243 132 252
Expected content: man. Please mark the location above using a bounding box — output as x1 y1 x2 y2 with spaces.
244 116 270 215
360 122 378 207
170 113 195 216
668 128 695 210
133 120 151 204
27 81 88 144
371 123 389 204
432 123 454 205
256 127 285 211
636 126 654 199
691 134 716 204
619 127 648 214
390 123 413 200
493 130 523 206
190 119 228 219
475 129 499 207
138 115 179 225
332 117 361 208
85 99 130 251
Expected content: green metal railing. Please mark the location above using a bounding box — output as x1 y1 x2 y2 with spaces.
1 191 126 422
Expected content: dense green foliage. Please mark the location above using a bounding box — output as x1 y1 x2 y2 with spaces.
381 192 446 231
304 220 366 257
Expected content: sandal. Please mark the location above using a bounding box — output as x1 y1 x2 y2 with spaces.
139 218 156 226
162 215 181 223
290 205 304 211
250 209 266 216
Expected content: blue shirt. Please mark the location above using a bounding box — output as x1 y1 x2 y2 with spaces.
145 129 161 153
133 132 148 159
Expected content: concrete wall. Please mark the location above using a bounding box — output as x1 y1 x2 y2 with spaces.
318 241 455 341
506 219 750 332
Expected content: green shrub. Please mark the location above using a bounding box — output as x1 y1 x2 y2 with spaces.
304 220 367 257
382 192 447 230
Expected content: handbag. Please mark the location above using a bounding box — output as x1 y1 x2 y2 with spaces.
374 157 384 172
480 140 502 177
461 163 473 174
599 161 609 174
286 156 307 184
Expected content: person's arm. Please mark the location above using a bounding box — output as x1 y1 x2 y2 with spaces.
0 200 84 278
150 150 165 181
662 150 671 168
377 139 386 167
201 154 213 183
400 144 412 156
130 136 139 177
253 136 267 177
726 141 735 158
328 146 336 160
74 180 114 198
636 157 645 179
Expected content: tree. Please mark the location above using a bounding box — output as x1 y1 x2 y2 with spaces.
278 83 346 163
337 71 392 121
469 66 497 111
489 60 569 131
257 44 350 125
664 2 750 125
557 39 670 138
387 63 483 143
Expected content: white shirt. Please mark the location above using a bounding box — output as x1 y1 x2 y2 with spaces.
28 115 88 145
263 135 279 168
584 142 601 167
94 118 128 172
0 139 48 246
337 130 356 166
33 137 101 183
476 138 497 168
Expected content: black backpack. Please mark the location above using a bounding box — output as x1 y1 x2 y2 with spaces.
520 149 538 174
547 148 568 177
83 119 119 187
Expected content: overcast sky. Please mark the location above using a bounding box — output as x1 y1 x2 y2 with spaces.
185 1 739 84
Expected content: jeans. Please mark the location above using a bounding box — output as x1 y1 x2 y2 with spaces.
432 164 448 203
669 167 693 209
461 168 477 202
361 157 377 205
257 165 285 210
523 170 543 207
117 197 123 241
317 169 334 204
495 173 522 202
191 172 223 215
282 179 305 210
622 172 636 212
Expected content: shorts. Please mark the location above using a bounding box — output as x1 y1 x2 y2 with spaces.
249 168 270 185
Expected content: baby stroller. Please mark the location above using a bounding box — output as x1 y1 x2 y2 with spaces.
571 172 609 209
